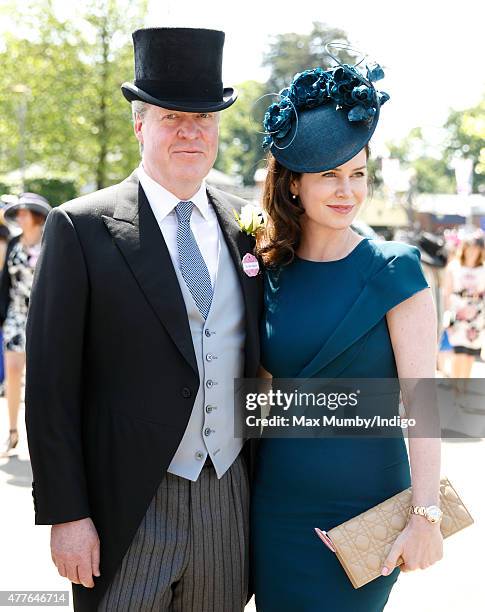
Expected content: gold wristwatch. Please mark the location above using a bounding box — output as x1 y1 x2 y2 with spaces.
409 504 443 524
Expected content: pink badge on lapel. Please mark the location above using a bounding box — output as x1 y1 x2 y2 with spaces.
242 253 259 277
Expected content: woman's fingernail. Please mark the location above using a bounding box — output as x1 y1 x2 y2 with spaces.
381 567 389 576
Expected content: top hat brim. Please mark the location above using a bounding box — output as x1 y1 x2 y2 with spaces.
4 202 51 223
270 101 380 174
121 82 238 112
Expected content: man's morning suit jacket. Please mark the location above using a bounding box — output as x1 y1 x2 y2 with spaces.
25 171 263 611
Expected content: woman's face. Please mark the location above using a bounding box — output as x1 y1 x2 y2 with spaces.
463 243 483 266
16 209 37 231
291 148 368 231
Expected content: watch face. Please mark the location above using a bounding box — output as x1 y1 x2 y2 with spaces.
426 506 442 523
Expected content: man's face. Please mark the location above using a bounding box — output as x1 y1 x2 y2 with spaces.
134 104 220 192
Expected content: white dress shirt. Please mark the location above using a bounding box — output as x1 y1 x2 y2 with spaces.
137 163 220 287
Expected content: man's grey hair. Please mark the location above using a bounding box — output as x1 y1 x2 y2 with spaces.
131 100 149 155
131 100 149 121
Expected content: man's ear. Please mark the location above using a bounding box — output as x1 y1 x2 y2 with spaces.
133 115 144 145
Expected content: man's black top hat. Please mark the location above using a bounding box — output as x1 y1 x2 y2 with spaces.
121 28 237 112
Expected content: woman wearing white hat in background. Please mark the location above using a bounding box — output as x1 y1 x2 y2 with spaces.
0 192 51 455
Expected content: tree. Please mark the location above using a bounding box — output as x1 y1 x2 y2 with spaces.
82 0 147 188
412 157 455 194
216 80 266 185
0 9 89 184
25 177 77 206
444 97 485 194
0 0 146 198
386 97 485 195
263 22 354 94
386 128 455 194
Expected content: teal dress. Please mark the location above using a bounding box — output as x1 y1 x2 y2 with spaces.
251 239 429 611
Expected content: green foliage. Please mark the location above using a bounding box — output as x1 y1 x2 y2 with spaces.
412 157 455 194
387 97 485 194
24 178 77 207
444 98 485 193
367 157 382 190
0 17 87 179
0 0 145 195
81 0 146 188
217 80 266 185
263 22 353 93
0 182 10 196
386 128 453 194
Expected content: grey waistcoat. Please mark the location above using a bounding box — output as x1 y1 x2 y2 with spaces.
167 225 246 480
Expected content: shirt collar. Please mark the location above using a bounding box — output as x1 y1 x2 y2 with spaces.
137 163 210 221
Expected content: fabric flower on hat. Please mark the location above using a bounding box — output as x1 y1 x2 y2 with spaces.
351 84 374 104
367 62 385 82
347 83 378 122
328 65 359 106
348 105 376 122
263 98 295 142
378 91 390 105
289 68 329 108
262 58 390 151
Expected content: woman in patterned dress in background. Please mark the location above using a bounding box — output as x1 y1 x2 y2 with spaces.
0 193 51 454
443 233 485 378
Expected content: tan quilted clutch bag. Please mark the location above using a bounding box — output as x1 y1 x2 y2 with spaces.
316 478 474 589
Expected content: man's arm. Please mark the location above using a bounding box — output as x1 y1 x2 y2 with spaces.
26 207 100 587
26 206 90 523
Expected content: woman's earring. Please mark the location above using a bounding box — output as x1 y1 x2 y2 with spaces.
292 194 297 200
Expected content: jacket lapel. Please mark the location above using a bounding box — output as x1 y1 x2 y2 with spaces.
207 186 261 376
102 172 198 375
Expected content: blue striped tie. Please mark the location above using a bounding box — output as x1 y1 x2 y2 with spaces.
175 200 213 319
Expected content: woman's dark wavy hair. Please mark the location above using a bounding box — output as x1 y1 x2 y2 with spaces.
255 144 371 268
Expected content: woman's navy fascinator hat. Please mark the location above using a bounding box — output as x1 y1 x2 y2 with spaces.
261 43 390 173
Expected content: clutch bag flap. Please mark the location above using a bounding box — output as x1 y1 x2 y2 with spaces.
325 477 474 589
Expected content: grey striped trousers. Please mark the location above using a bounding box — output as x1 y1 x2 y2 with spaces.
98 454 249 612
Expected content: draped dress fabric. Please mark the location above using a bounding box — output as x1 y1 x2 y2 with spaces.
251 238 429 612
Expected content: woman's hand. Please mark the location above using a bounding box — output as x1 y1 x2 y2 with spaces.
381 515 443 576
